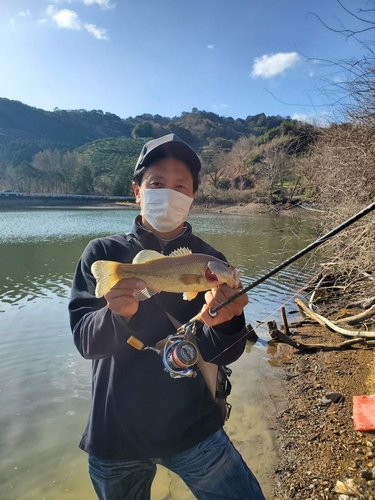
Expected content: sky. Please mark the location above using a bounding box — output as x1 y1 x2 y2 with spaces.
0 0 371 123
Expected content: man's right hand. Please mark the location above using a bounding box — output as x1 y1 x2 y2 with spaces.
104 278 146 322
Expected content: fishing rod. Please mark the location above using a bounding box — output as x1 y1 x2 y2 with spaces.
128 201 375 378
207 200 375 317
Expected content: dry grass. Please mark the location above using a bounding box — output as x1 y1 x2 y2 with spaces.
299 124 375 280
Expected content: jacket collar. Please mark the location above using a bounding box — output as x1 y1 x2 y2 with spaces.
130 215 193 252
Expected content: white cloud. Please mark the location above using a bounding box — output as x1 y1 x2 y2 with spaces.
83 0 114 8
292 113 310 122
207 44 214 49
45 5 108 39
212 103 228 112
46 5 81 29
18 10 31 16
251 52 300 79
291 112 330 126
84 23 108 39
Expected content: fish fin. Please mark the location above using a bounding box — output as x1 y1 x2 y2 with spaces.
133 287 159 301
91 260 121 298
183 291 199 301
132 249 166 264
180 274 201 285
168 247 192 257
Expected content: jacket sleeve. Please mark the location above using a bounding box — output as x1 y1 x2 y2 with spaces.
69 238 146 360
193 243 247 366
195 313 247 367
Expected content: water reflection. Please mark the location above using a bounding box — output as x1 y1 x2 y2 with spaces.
0 209 317 500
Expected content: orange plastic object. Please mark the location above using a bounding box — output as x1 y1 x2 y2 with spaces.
353 395 375 431
127 336 144 351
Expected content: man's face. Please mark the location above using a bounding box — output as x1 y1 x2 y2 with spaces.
132 157 196 202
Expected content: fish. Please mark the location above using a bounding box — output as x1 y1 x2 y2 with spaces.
91 247 241 301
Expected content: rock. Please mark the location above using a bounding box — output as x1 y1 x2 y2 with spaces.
360 469 373 480
321 392 344 405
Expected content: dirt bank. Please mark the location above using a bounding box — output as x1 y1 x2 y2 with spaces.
267 313 375 499
207 201 375 499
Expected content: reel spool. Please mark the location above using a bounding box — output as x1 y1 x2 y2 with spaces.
163 337 199 378
127 334 199 379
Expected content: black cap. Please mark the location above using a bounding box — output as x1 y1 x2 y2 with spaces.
134 134 201 174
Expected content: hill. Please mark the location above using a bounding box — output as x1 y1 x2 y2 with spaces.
0 98 286 166
0 98 316 200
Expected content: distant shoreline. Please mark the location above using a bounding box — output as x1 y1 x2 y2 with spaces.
0 198 310 215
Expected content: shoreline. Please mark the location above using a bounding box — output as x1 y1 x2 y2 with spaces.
0 199 310 216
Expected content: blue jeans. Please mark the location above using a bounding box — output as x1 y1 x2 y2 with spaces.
88 429 265 500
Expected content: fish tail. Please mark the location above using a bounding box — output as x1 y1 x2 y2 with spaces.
91 260 122 298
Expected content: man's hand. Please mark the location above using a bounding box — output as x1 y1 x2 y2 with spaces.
104 278 146 322
200 283 248 327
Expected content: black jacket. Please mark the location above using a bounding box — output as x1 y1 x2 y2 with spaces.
69 217 247 459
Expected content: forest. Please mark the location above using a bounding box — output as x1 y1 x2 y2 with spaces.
0 98 315 204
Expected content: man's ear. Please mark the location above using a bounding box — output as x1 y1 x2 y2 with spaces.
132 182 141 204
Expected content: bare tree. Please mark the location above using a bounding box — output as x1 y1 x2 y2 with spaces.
310 1 375 123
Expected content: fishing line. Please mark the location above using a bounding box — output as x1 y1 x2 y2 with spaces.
194 217 375 372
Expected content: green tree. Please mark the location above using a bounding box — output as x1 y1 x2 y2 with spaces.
72 165 94 194
131 121 153 139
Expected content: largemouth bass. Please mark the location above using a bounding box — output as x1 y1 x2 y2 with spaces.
91 247 240 301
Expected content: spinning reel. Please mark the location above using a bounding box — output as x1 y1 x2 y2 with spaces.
127 320 200 379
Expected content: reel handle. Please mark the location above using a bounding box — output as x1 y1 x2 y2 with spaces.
127 335 145 350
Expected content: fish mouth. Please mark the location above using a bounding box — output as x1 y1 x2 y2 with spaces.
205 267 219 283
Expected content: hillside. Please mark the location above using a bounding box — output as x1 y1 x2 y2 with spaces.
0 98 287 165
0 97 316 200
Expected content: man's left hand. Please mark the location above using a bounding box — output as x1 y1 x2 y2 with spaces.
200 284 248 327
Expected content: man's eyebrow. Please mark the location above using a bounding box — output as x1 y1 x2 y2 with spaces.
146 173 190 182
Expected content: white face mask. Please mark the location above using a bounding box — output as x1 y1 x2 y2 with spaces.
140 188 193 233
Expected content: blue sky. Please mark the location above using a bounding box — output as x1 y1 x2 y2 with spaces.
0 0 370 122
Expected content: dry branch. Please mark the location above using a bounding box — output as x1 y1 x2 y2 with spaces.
346 296 375 309
334 303 375 325
267 320 371 352
295 298 375 338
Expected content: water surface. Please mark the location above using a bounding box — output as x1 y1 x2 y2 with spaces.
0 208 316 499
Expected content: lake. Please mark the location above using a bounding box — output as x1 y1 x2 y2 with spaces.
0 208 317 500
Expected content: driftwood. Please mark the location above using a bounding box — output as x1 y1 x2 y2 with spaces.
346 296 375 309
280 307 290 335
295 298 375 339
309 275 327 307
335 303 375 325
267 320 370 352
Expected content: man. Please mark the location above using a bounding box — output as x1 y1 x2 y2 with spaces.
69 134 265 500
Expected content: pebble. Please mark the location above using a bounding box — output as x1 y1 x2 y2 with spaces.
321 392 343 404
360 469 373 480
